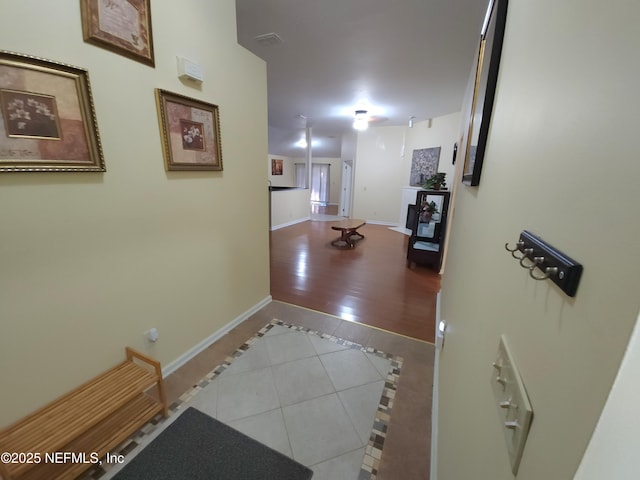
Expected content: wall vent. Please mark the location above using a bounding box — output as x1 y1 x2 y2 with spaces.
254 32 283 46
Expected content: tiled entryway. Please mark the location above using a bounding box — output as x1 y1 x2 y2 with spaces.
183 323 398 479
85 302 434 480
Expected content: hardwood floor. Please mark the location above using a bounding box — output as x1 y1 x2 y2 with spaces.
270 214 441 343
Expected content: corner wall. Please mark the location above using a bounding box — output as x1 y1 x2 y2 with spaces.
574 310 640 479
352 115 461 225
268 154 300 187
0 0 269 427
437 0 640 478
403 113 460 191
352 126 405 223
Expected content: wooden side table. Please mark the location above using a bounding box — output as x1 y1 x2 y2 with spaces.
331 219 366 248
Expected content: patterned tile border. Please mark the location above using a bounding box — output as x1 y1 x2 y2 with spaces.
83 319 403 479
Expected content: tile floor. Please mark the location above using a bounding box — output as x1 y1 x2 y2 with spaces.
85 302 434 480
186 323 396 478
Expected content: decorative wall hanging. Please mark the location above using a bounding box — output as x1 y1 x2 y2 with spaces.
0 51 105 173
81 0 155 67
462 0 508 186
271 158 283 175
409 147 440 186
155 89 223 171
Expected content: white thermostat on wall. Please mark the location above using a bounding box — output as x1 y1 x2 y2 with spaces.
177 56 204 83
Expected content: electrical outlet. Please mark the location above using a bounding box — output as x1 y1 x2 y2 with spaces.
146 328 159 343
491 335 533 475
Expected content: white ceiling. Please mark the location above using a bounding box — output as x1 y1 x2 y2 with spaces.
236 0 489 157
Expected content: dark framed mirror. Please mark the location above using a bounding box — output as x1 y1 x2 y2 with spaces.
462 0 508 186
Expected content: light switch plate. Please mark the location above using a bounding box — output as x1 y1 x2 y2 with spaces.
491 335 533 475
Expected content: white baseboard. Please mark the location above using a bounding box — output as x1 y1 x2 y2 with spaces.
270 217 311 231
365 220 397 226
388 226 411 236
163 295 272 377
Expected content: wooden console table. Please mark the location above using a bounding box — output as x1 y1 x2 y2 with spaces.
331 219 366 248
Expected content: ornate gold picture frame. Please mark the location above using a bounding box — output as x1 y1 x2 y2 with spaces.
155 89 223 172
81 0 155 67
0 51 105 173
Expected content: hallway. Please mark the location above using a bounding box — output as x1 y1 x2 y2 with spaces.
83 217 439 479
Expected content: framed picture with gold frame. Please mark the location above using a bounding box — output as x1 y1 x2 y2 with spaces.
0 50 105 173
462 0 508 186
155 89 223 172
81 0 155 67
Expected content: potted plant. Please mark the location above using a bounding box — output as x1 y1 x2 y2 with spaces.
420 200 439 223
422 172 447 190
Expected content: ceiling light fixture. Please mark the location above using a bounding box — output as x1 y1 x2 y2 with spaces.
353 110 369 131
408 116 416 128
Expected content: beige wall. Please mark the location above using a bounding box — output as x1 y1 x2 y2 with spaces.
352 115 460 224
403 113 460 190
268 155 300 187
268 156 342 201
574 310 640 479
437 0 640 479
270 188 311 229
352 126 406 223
0 0 269 427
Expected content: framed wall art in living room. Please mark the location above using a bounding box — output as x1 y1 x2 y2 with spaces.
0 51 105 173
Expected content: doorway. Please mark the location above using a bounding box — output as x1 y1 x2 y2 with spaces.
310 163 330 205
339 161 352 217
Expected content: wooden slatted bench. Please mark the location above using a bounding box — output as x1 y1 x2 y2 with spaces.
0 347 168 480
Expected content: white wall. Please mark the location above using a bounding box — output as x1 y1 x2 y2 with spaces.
0 0 269 427
352 126 406 223
437 0 640 479
574 310 640 479
268 154 340 197
351 114 461 225
341 131 357 164
268 154 301 187
404 113 460 191
270 189 311 230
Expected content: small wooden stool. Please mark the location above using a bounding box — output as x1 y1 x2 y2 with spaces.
331 219 366 248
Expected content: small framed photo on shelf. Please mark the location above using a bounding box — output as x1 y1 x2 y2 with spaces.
0 50 105 173
81 0 155 67
155 89 223 172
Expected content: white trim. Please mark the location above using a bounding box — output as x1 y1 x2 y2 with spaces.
162 295 272 377
431 290 442 480
365 220 397 226
270 216 311 231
